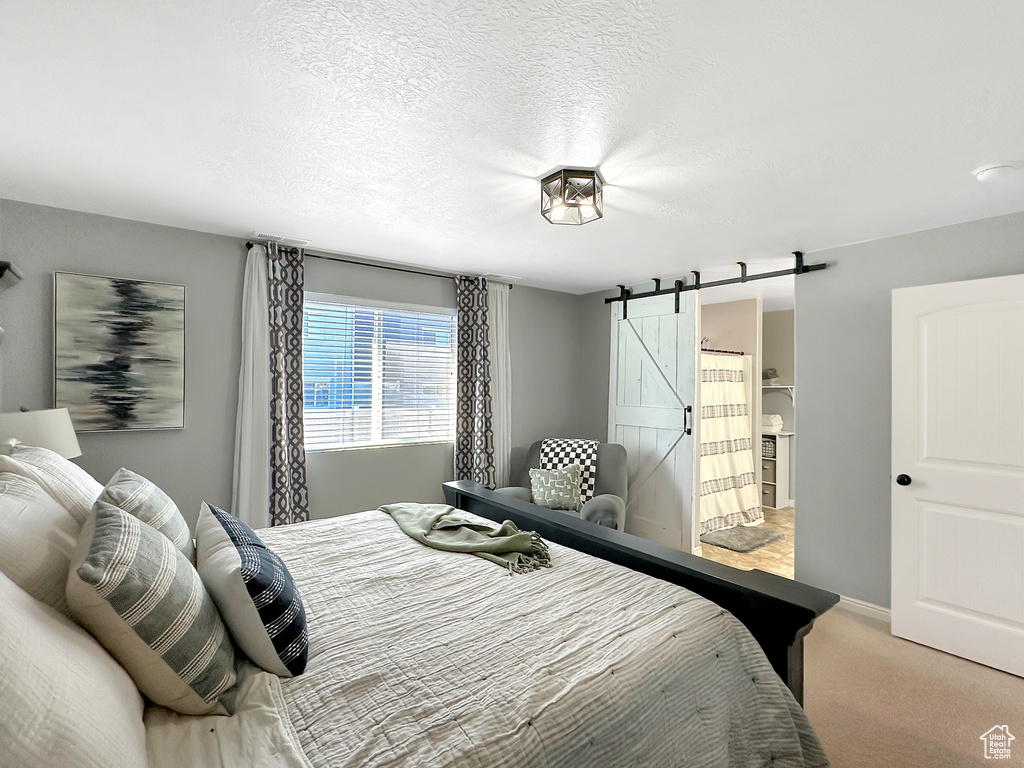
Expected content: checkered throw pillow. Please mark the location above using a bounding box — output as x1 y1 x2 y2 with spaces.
539 438 599 504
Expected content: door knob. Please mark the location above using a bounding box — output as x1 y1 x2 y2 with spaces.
896 474 912 486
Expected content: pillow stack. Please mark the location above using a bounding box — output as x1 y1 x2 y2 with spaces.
0 443 309 740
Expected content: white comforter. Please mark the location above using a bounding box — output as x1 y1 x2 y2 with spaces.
250 509 828 768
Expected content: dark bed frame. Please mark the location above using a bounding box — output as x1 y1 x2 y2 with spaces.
443 481 839 705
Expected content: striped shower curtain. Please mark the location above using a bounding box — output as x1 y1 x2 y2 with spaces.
698 353 762 534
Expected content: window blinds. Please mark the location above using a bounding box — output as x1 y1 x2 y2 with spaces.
302 299 457 450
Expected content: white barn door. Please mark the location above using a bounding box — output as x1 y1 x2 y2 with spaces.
609 292 699 552
892 272 1024 676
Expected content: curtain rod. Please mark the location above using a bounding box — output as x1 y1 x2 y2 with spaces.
701 347 744 356
604 252 826 316
245 241 456 281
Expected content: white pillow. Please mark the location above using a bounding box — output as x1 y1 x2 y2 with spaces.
0 472 81 614
195 502 308 678
0 444 102 523
0 570 148 768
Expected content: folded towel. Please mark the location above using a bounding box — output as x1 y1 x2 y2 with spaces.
762 414 784 431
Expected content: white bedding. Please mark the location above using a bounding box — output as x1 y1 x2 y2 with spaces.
145 662 311 768
239 509 829 768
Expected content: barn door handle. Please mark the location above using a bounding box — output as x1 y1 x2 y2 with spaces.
896 474 912 486
684 405 692 435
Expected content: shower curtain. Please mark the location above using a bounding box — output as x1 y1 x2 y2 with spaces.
698 353 763 534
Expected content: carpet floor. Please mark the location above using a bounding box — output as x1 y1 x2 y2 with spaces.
804 603 1024 767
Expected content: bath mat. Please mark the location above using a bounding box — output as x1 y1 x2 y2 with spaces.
700 526 783 553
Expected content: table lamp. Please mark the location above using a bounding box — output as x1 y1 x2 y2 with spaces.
0 408 82 458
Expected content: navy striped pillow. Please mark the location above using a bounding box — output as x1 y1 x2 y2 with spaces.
195 503 307 677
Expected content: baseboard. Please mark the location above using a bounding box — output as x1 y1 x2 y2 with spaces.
692 545 703 556
839 595 891 622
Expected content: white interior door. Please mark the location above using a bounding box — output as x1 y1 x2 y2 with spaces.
609 293 699 551
892 272 1024 676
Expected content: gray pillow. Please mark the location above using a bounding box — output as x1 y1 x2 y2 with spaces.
67 501 237 715
529 464 582 511
99 468 195 563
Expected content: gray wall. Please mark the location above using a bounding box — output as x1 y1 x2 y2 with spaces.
574 288 617 439
0 200 245 530
795 210 1024 606
762 310 794 385
0 199 590 524
508 286 600 446
504 285 603 479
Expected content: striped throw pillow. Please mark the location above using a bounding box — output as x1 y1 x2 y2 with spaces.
0 444 102 524
67 501 237 715
99 468 195 563
196 502 307 678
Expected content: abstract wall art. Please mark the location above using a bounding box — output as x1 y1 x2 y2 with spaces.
54 272 185 431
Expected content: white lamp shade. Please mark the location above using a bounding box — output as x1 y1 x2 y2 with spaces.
0 408 82 459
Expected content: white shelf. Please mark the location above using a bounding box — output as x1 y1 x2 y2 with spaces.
762 384 794 402
760 432 791 509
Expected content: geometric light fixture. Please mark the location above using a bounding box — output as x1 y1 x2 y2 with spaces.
540 168 604 225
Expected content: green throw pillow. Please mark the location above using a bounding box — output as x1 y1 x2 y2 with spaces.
529 464 582 511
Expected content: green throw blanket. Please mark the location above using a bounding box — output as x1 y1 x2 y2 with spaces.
380 503 551 574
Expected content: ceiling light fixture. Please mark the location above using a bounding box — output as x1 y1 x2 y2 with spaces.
540 168 604 225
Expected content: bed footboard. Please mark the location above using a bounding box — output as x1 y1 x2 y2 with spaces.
442 481 838 705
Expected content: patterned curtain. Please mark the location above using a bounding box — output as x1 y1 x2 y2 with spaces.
267 243 310 525
455 277 496 488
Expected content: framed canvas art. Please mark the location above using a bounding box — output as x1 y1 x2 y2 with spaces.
54 272 185 431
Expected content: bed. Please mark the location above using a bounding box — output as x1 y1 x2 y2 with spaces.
0 445 832 768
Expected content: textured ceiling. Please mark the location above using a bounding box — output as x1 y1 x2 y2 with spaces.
1 0 1023 297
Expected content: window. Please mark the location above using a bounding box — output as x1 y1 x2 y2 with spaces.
301 295 457 450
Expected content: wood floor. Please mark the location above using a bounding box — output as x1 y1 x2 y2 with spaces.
698 506 794 579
